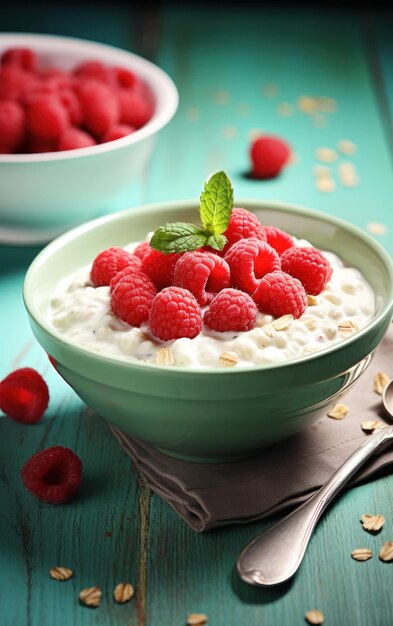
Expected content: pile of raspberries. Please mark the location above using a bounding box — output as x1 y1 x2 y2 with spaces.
90 208 333 341
0 47 154 154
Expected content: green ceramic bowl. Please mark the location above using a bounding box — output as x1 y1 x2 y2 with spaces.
23 200 393 462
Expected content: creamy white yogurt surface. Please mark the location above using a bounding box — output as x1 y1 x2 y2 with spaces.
49 240 375 369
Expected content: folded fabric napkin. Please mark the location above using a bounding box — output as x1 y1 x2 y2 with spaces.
111 327 393 532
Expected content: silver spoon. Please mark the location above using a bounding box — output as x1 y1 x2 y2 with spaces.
237 381 393 587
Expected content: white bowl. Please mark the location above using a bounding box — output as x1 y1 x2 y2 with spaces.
0 33 178 244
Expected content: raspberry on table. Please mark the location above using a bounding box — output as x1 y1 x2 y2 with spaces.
101 123 135 143
224 238 281 294
250 135 291 179
26 94 70 141
78 79 119 137
90 247 140 287
253 271 307 318
109 257 143 292
263 225 295 255
173 251 230 305
1 47 37 72
133 241 151 260
0 367 49 424
149 287 202 341
281 246 333 295
21 445 82 504
204 288 257 332
223 207 266 250
0 100 25 150
118 88 153 129
111 271 157 327
57 128 96 151
141 248 181 290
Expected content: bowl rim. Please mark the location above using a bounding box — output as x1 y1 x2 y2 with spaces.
0 32 179 163
24 198 393 376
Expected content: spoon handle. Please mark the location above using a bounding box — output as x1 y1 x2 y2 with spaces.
237 425 393 587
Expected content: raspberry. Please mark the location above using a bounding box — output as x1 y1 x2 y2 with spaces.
204 288 257 332
141 248 181 290
0 66 38 102
0 368 49 424
149 287 202 341
111 271 157 327
59 89 83 126
57 128 96 151
0 145 12 154
281 246 333 295
112 66 139 89
250 135 291 179
74 60 112 84
40 69 75 91
90 247 139 287
26 94 70 141
253 271 307 318
118 88 153 128
25 137 57 153
0 100 25 149
263 225 295 255
174 251 230 305
78 79 119 137
109 255 142 291
133 241 151 260
1 48 37 72
21 445 82 503
224 208 266 249
101 123 135 143
224 238 281 294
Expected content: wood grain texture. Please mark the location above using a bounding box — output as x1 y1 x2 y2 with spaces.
1 5 393 626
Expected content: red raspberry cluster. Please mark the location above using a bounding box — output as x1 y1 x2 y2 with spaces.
90 208 333 343
0 47 154 154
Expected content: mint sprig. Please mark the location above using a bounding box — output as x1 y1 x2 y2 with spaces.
149 171 234 254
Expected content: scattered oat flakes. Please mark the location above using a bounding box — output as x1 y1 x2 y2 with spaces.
277 102 293 117
361 420 387 433
262 83 278 98
219 352 239 367
272 314 294 331
298 96 319 114
186 108 200 122
213 89 230 105
305 609 324 624
315 178 336 193
261 322 276 337
49 566 73 581
113 582 134 603
312 114 327 128
79 586 102 608
338 139 357 156
221 125 238 140
155 347 175 366
351 548 373 561
313 165 331 179
302 317 317 331
338 320 359 337
187 614 208 625
316 147 338 163
327 403 349 420
236 103 251 116
317 97 338 113
367 222 387 236
379 542 393 562
373 371 390 395
307 295 318 306
361 514 385 532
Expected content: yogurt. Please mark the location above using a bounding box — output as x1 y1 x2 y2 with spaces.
49 241 375 369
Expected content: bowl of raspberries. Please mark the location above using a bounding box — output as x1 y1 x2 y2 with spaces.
23 172 393 461
0 33 178 243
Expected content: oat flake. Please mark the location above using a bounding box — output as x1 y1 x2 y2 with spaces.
327 403 349 420
305 609 325 624
361 514 385 532
379 542 393 562
373 371 390 395
351 548 373 561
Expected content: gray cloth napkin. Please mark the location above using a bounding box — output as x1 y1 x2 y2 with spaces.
110 327 393 532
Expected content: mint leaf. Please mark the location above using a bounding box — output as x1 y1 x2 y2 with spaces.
149 222 209 254
206 234 227 251
200 171 234 235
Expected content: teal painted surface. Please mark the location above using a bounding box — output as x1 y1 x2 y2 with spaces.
1 6 393 626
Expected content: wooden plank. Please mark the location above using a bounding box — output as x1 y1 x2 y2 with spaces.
143 8 393 625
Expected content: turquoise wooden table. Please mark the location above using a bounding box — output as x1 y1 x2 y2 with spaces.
1 6 393 625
